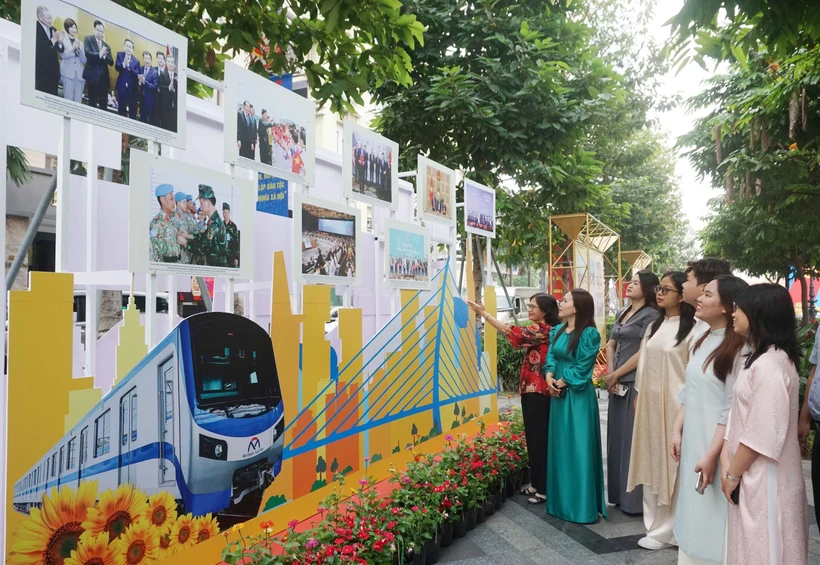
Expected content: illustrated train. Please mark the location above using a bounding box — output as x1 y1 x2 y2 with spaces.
12 312 285 518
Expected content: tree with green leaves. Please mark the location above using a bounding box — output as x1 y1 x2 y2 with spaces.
316 455 327 481
6 147 31 187
0 0 424 113
372 0 623 295
680 49 820 322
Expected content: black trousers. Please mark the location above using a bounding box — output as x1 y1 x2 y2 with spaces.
812 425 820 526
521 393 550 496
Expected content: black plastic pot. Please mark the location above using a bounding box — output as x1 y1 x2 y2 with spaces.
465 507 477 531
439 521 454 548
484 496 496 517
453 516 467 539
424 535 440 565
514 470 523 491
414 546 427 565
522 466 531 485
476 500 487 523
494 489 503 510
505 474 516 497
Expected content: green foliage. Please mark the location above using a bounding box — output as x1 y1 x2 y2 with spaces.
680 50 820 322
0 0 425 114
392 444 401 454
668 0 820 65
6 147 32 187
370 453 383 464
263 493 287 511
372 0 624 268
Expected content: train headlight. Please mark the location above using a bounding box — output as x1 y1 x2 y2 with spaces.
199 435 228 460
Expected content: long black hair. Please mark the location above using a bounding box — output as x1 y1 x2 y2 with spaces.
530 293 560 326
647 271 696 346
735 284 802 370
693 275 749 381
618 269 659 323
555 288 597 355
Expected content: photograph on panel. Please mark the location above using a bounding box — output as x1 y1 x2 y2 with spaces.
385 220 431 290
223 61 315 186
417 155 456 226
294 194 362 286
342 120 399 210
464 178 496 238
20 0 188 147
129 150 255 278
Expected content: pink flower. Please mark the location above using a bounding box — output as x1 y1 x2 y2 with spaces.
401 476 411 485
288 519 300 529
306 538 319 549
358 478 369 486
445 434 454 442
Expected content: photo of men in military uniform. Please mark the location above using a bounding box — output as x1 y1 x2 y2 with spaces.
148 182 239 270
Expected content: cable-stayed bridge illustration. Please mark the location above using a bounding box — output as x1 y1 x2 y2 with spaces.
263 249 498 507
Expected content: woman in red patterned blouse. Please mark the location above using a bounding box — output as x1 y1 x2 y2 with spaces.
468 293 560 504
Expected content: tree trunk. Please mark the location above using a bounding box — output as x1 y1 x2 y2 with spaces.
98 290 123 337
795 257 809 326
472 236 484 303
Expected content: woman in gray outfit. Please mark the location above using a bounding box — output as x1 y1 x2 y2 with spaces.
605 269 659 514
59 18 86 103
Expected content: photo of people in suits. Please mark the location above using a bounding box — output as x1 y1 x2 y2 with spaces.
26 0 184 137
351 132 392 203
464 179 496 238
224 61 315 186
235 100 308 177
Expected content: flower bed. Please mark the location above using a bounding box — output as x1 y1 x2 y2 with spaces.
221 411 527 565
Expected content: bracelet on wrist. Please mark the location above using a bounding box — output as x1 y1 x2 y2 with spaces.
725 470 741 482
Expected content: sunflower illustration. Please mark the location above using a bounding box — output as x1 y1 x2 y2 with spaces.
155 532 177 561
169 513 196 549
192 514 220 544
8 480 98 565
65 532 118 565
112 520 158 565
141 492 177 535
82 484 148 542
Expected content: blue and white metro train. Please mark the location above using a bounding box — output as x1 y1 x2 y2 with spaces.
12 313 285 518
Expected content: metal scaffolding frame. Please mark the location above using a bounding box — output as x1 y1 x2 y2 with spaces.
547 213 621 314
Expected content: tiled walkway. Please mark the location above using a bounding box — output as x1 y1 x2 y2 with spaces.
435 395 820 564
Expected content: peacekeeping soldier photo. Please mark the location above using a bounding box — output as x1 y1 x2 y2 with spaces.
131 151 253 279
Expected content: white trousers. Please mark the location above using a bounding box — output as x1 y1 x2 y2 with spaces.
643 479 679 546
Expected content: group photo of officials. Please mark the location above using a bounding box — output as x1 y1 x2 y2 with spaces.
351 133 393 203
34 3 179 131
236 100 308 177
149 183 241 268
467 211 495 233
388 255 428 282
424 167 451 219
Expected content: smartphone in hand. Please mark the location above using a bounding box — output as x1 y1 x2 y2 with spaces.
695 471 706 494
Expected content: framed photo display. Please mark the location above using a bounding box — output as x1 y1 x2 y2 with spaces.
128 150 255 278
384 220 431 290
294 194 362 286
223 61 315 186
464 178 496 238
417 155 456 226
342 120 399 210
20 0 188 147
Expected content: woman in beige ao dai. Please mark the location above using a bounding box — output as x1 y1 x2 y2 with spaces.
628 271 697 550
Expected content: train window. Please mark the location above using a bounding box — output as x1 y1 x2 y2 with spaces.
190 324 282 417
67 438 76 470
94 410 111 458
80 427 88 465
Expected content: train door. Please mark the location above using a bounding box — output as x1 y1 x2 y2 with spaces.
118 387 138 485
158 356 176 485
78 426 89 487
